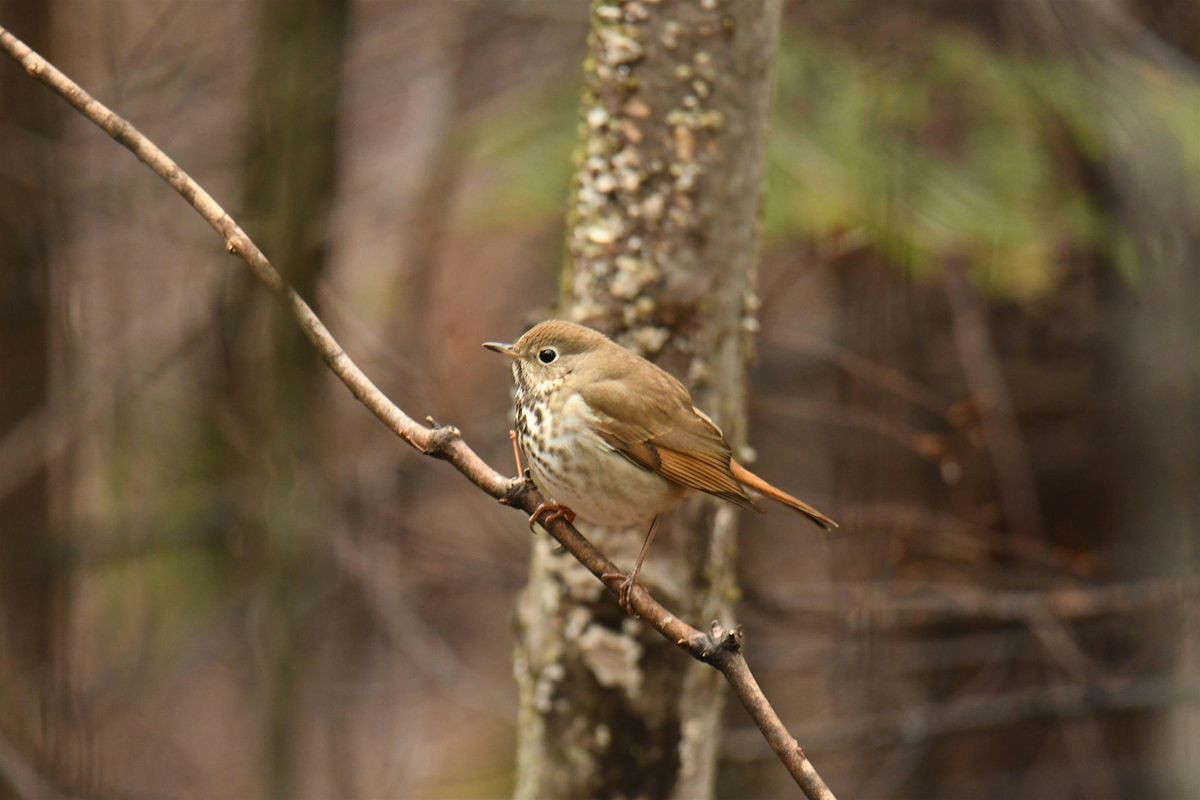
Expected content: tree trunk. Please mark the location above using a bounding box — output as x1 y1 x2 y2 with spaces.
1099 62 1200 800
0 0 57 679
513 2 783 797
0 7 67 788
232 1 349 796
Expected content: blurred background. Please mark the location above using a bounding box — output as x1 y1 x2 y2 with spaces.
1 0 1198 798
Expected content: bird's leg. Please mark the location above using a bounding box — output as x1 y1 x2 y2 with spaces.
508 429 526 477
498 431 533 508
602 515 661 616
528 502 576 534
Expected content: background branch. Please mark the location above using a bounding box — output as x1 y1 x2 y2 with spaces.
0 25 835 800
725 675 1200 755
761 575 1198 627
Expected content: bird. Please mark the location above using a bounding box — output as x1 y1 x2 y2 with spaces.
484 320 836 611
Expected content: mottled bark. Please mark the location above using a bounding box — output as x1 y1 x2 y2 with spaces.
514 1 783 798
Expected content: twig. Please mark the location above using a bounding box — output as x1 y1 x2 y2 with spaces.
0 301 215 504
943 262 1046 539
759 574 1197 627
782 330 950 416
754 394 953 468
844 502 1094 576
726 674 1200 755
329 530 517 718
0 26 836 800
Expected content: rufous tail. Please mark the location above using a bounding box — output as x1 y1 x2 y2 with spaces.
730 460 838 530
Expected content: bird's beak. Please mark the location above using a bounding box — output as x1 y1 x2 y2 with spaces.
483 341 518 359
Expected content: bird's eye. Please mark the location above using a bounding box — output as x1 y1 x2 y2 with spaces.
538 348 557 364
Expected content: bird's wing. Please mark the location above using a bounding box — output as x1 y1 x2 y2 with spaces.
579 369 759 511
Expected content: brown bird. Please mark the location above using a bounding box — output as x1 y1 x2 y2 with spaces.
485 320 836 610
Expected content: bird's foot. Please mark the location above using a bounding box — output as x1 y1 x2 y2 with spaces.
601 571 640 616
528 502 575 534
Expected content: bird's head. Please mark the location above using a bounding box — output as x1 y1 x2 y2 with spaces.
484 320 611 394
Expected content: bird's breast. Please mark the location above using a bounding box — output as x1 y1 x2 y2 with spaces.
517 390 684 528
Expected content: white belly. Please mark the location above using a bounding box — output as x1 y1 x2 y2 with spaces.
520 392 685 529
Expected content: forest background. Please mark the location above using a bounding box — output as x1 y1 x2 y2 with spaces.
1 1 1198 798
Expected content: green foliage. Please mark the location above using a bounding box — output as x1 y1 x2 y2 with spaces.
91 545 227 667
87 383 236 667
458 24 1200 300
769 30 1107 298
459 83 579 229
1141 62 1200 190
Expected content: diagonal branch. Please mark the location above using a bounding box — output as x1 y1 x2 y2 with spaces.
0 25 836 800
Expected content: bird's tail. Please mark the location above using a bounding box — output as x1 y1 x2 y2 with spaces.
730 460 838 530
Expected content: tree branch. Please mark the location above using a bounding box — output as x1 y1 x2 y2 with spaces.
725 674 1200 756
0 25 836 800
760 575 1198 627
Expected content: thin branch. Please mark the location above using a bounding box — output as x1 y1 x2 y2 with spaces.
329 530 517 718
0 301 215 504
725 674 1200 755
760 574 1197 627
780 330 951 416
845 502 1094 576
0 26 836 800
755 394 955 470
943 262 1046 539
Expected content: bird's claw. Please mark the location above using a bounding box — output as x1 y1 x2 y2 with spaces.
528 502 575 534
601 571 639 617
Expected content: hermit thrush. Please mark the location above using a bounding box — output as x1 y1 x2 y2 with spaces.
485 320 836 609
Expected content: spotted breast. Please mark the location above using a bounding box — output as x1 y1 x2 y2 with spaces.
514 371 686 530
